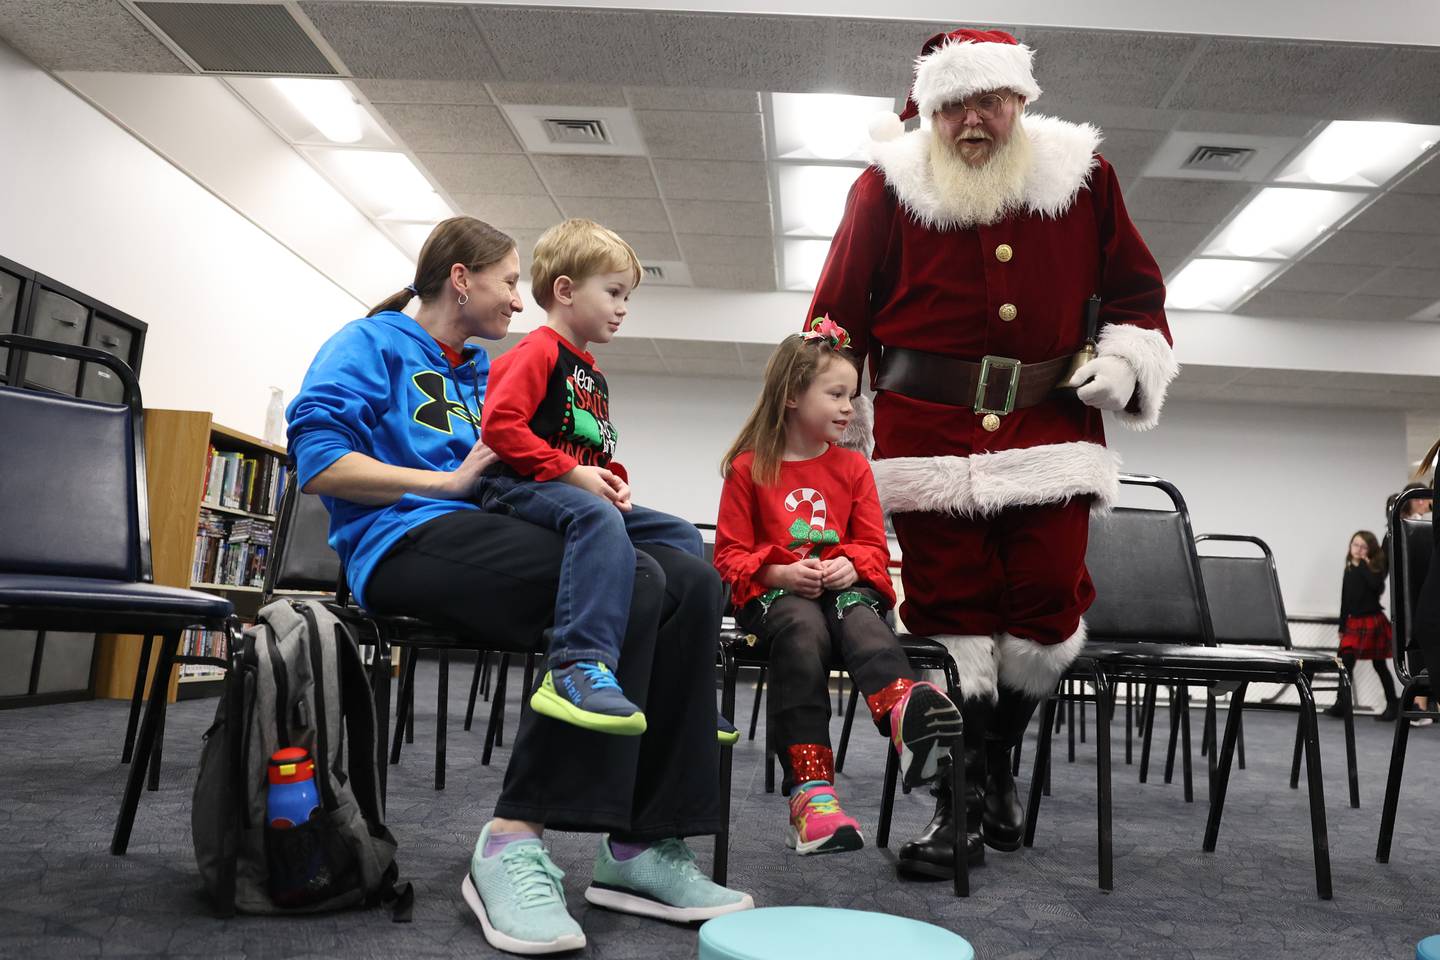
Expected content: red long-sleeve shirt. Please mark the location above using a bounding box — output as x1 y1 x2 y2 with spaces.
715 445 896 608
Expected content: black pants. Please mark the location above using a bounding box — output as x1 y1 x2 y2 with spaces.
739 590 913 793
367 509 724 840
1340 652 1398 707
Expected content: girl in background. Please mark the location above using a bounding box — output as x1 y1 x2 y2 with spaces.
1330 530 1401 721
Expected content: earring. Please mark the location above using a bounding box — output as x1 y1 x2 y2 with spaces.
458 292 469 306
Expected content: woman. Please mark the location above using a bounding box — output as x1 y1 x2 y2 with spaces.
286 216 752 956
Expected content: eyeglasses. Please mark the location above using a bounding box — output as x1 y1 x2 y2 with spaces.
936 92 1011 121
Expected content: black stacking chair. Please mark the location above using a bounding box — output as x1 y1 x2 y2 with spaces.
1195 535 1358 808
1376 488 1435 863
1024 474 1339 899
0 334 238 855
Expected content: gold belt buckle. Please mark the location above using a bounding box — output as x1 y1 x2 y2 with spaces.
975 355 1021 418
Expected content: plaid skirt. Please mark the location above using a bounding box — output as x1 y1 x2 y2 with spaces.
1339 612 1393 660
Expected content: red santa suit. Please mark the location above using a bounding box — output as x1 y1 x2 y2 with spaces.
809 39 1176 705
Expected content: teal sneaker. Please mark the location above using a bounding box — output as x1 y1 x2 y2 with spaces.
461 824 586 955
584 836 754 923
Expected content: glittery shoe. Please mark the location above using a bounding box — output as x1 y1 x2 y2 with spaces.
889 681 963 789
786 782 864 855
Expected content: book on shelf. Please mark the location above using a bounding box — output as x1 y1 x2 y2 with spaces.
199 445 286 516
192 508 275 588
179 626 229 679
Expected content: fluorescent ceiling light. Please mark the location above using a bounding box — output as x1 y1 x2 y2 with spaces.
226 77 392 148
1276 120 1440 188
272 78 363 144
1166 258 1282 312
783 238 835 291
772 93 897 162
305 149 453 222
777 165 864 237
1202 187 1365 260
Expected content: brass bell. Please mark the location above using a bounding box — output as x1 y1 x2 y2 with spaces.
1056 342 1098 391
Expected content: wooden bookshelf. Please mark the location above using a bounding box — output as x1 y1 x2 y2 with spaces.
94 409 284 703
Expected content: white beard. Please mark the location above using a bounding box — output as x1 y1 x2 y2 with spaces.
927 117 1034 228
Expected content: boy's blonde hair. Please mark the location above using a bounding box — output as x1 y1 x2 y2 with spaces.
530 218 642 310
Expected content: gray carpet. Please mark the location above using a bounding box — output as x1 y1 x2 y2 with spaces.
1 662 1438 959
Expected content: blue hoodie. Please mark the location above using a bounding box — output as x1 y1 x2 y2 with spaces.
286 311 489 608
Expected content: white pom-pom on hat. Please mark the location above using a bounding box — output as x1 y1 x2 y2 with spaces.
869 111 905 143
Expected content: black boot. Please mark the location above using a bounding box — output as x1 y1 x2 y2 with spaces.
983 689 1042 852
896 749 985 879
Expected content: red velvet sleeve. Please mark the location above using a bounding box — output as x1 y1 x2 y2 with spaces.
714 458 802 608
1092 157 1170 345
832 456 897 606
806 167 895 383
480 333 579 482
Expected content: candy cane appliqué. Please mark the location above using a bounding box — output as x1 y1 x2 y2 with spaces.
784 487 839 558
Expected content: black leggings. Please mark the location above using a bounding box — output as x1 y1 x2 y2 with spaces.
739 590 913 793
1340 653 1398 707
367 509 725 841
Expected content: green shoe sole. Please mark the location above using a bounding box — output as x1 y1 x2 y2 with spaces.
529 681 647 735
717 728 740 746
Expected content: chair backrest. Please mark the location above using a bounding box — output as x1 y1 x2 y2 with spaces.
1194 535 1290 648
263 472 342 596
1390 490 1434 681
1083 475 1213 645
0 335 148 582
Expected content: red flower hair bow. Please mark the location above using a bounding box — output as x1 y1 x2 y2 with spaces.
803 315 852 350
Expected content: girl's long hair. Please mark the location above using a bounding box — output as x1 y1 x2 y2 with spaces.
722 334 856 486
1347 529 1387 575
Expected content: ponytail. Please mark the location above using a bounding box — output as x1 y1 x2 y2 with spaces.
367 286 417 317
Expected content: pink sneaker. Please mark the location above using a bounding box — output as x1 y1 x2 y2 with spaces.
889 681 963 789
786 782 864 855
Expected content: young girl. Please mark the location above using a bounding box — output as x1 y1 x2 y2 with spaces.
1331 530 1400 720
713 318 962 855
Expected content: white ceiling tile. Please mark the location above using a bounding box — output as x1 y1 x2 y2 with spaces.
645 14 826 91
625 88 760 112
1362 47 1440 125
667 200 773 237
1167 39 1389 117
677 235 773 267
1034 101 1177 132
356 80 493 105
1394 156 1440 196
653 338 742 360
531 156 659 198
688 263 777 290
488 83 628 107
416 153 545 195
1304 229 1425 267
1345 193 1440 235
1174 110 1322 138
559 197 672 233
1339 294 1437 321
1268 262 1376 296
654 160 770 202
504 229 547 260
635 110 765 161
471 7 664 85
453 194 561 229
1236 289 1345 320
813 18 956 97
1402 235 1440 270
1124 179 1252 223
1025 29 1202 108
374 103 521 154
1097 128 1168 179
1357 267 1440 300
1131 220 1212 263
0 0 186 72
621 232 683 261
300 2 500 81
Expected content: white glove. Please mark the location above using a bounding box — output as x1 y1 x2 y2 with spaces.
1074 355 1138 412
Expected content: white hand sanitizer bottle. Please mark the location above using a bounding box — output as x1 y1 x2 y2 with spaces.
264 386 285 446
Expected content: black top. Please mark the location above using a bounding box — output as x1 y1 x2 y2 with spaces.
1339 563 1385 629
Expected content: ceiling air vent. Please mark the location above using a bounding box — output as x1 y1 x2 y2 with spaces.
642 264 666 281
1182 145 1257 173
135 2 337 75
543 118 612 146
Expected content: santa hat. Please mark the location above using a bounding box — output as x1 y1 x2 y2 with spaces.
870 28 1042 142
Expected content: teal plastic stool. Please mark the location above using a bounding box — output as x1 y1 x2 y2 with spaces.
1417 935 1440 960
699 907 974 960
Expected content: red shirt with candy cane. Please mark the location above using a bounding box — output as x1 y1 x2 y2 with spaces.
714 445 896 608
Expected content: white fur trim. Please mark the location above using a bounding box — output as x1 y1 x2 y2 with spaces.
873 441 1121 518
928 635 998 704
839 392 874 456
1095 323 1178 431
869 111 904 143
997 624 1087 698
913 38 1042 118
869 115 1101 231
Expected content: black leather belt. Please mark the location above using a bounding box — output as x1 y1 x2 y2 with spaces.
875 346 1072 415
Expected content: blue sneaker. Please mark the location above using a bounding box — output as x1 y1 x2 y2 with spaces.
461 824 586 955
584 837 754 923
717 713 739 745
531 661 646 735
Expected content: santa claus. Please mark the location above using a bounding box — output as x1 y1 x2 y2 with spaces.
810 28 1176 876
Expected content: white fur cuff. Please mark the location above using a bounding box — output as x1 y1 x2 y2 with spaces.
873 441 1121 518
1095 323 1177 431
997 624 1087 698
931 634 998 704
839 392 874 457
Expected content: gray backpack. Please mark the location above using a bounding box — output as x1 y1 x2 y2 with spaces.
192 598 411 920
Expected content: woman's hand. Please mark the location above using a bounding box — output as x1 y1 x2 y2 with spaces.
820 556 858 590
761 559 824 598
433 440 500 499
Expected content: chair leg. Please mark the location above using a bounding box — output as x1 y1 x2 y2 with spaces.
1092 667 1114 891
715 650 738 885
951 735 969 898
836 683 860 774
370 631 393 806
1067 680 1077 762
464 653 484 732
390 646 417 764
1139 683 1158 783
1125 682 1134 766
1179 686 1193 804
112 632 179 855
405 650 416 744
1080 685 1087 745
435 650 449 790
495 654 510 748
1202 682 1249 853
1201 692 1214 758
748 667 767 741
1164 688 1181 785
1011 738 1023 777
1376 684 1414 863
1024 693 1058 847
877 737 900 848
483 654 510 766
121 634 156 764
1206 691 1219 805
147 694 168 792
520 654 536 719
1294 678 1333 900
1290 711 1304 790
765 732 776 794
481 650 492 701
1236 709 1246 770
1055 688 1065 733
1338 669 1360 809
836 671 845 715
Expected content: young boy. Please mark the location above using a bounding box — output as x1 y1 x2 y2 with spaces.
478 219 732 740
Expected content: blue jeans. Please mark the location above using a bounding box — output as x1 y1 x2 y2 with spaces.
473 474 703 670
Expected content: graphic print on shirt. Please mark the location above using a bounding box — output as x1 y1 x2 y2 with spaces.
552 362 617 466
785 487 840 558
411 370 480 435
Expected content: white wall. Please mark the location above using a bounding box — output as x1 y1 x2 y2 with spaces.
0 43 363 437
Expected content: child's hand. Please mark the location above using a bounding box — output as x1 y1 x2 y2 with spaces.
561 465 631 511
820 556 858 590
762 559 824 598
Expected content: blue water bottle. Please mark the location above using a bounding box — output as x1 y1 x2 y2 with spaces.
267 747 319 828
